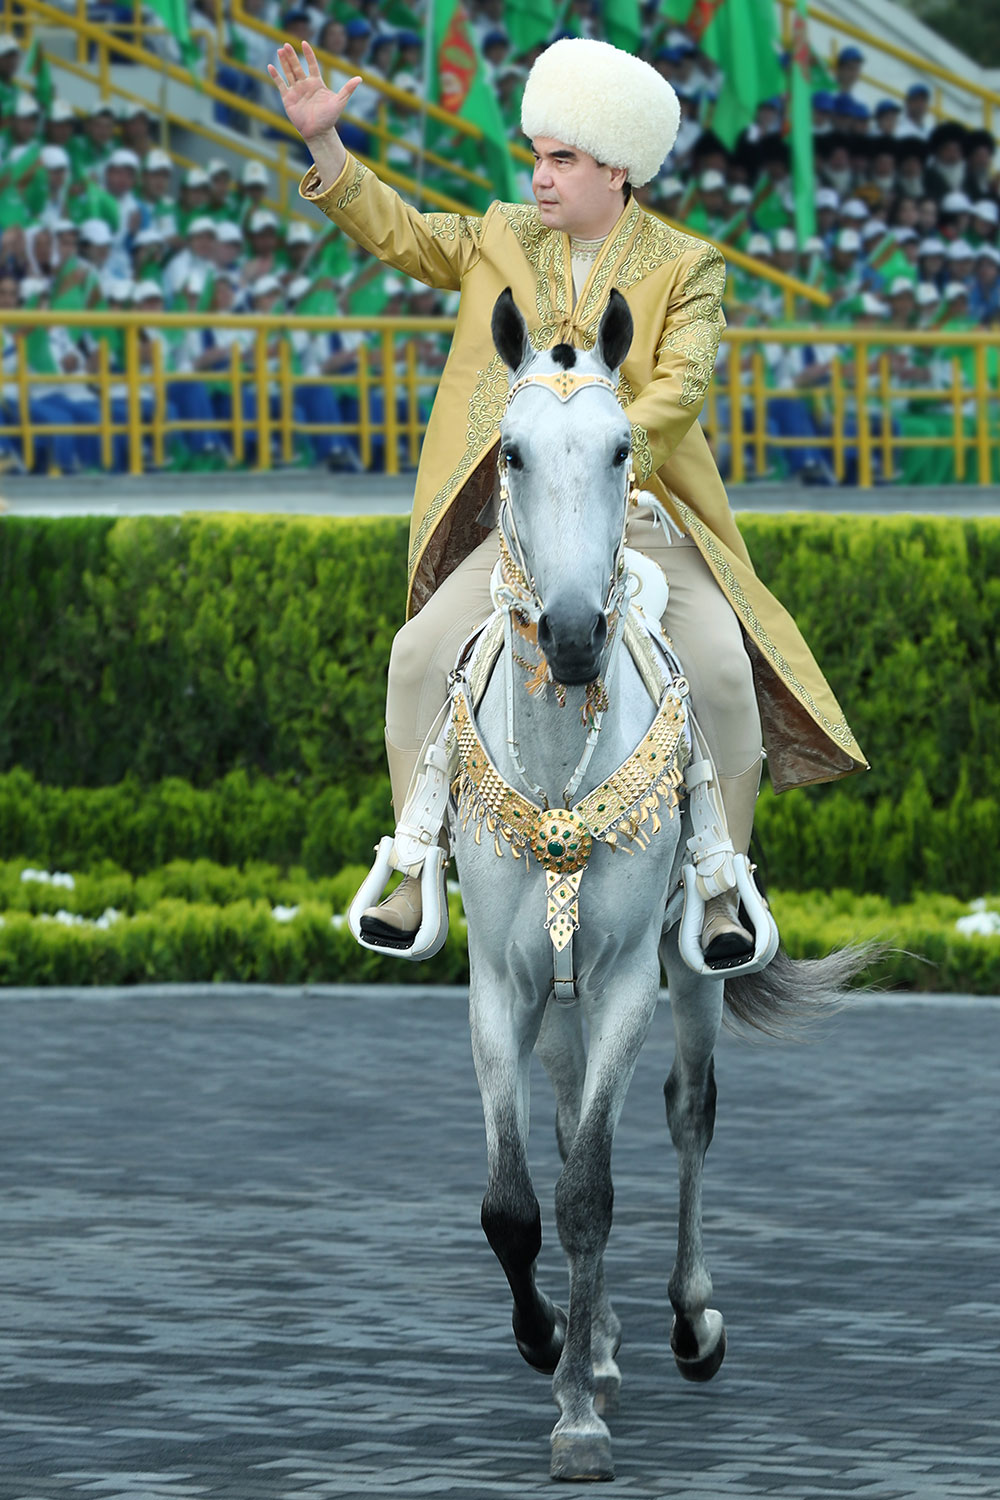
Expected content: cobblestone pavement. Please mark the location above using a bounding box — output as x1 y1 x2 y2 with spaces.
1 988 998 1500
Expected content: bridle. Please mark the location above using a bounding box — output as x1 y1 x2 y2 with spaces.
491 366 641 807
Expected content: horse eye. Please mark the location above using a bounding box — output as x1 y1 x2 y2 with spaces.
613 444 630 465
503 445 523 470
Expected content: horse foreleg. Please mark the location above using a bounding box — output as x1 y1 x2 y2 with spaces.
471 979 566 1376
550 975 659 1482
661 926 727 1383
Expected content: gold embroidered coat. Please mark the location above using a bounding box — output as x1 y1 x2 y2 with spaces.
301 155 866 792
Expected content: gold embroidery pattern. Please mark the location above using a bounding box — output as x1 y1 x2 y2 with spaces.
408 354 509 579
656 247 726 408
336 158 367 211
630 418 654 483
614 215 696 295
574 200 642 331
495 202 547 271
675 498 860 753
428 213 475 242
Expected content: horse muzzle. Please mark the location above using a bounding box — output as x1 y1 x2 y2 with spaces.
537 604 607 685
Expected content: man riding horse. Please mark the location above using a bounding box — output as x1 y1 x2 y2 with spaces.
268 36 866 965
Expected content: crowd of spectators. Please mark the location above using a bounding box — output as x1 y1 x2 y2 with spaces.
2 5 998 481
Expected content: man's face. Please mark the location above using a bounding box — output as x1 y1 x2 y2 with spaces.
87 112 115 145
106 164 134 198
144 168 170 199
0 276 19 310
189 231 217 262
12 112 38 143
531 137 626 235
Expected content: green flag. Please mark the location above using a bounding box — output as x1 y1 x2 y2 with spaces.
788 0 815 244
660 1 696 20
144 0 200 68
692 1 784 148
605 0 641 54
431 0 517 206
24 38 53 116
506 0 555 54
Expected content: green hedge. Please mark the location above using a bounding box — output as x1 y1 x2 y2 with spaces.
2 514 998 899
1 860 997 992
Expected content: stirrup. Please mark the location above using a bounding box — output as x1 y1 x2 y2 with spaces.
349 839 448 961
678 854 779 977
347 723 452 963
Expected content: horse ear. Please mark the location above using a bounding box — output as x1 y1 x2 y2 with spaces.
492 287 530 373
595 288 633 373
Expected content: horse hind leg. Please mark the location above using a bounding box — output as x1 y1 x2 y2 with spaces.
662 927 728 1382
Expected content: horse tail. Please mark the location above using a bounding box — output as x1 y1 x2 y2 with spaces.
722 942 882 1040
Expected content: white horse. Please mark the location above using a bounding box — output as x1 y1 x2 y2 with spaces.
449 289 865 1483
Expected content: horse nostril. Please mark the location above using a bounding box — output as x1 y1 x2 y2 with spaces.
537 611 554 654
591 612 608 652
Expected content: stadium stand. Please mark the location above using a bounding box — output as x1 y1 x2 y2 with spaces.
0 1 997 484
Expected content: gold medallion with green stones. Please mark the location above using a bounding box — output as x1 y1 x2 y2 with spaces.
529 808 593 875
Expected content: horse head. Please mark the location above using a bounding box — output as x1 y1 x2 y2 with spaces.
491 287 635 686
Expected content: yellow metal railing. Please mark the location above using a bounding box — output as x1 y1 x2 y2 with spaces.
2 317 996 488
776 0 1000 132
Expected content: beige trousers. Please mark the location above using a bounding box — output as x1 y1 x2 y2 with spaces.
384 512 762 825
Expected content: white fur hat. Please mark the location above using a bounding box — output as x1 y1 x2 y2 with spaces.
520 39 680 188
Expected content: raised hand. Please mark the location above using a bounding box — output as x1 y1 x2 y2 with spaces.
268 40 361 146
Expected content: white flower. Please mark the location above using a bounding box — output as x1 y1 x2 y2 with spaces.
330 913 346 928
956 911 1000 938
52 909 86 926
94 908 121 930
271 905 299 922
51 872 75 889
20 868 51 884
20 868 75 889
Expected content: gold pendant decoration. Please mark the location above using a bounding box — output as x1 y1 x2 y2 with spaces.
529 808 593 875
545 869 583 951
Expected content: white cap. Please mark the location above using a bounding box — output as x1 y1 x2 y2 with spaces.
919 236 945 256
947 239 973 259
394 71 420 94
861 219 887 241
241 160 269 186
383 273 409 296
941 190 972 214
251 272 282 298
106 276 134 301
893 227 918 244
187 215 218 236
727 184 752 205
803 235 824 254
19 276 49 300
184 167 209 188
972 199 999 224
49 98 75 122
108 147 141 170
134 226 165 247
248 208 279 232
53 218 77 234
0 34 20 56
40 145 70 170
815 187 840 209
286 275 312 302
888 275 916 297
144 149 173 173
80 218 112 245
975 244 1000 264
860 292 888 316
215 220 244 243
836 227 861 251
746 232 772 256
286 221 313 245
914 281 940 307
699 169 726 192
774 227 797 252
943 280 969 301
207 158 230 178
658 174 683 197
132 279 163 302
840 198 868 220
14 93 40 117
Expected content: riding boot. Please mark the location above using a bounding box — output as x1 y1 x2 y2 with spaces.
360 731 442 942
701 758 761 964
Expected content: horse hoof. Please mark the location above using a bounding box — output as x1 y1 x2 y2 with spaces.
550 1430 614 1482
671 1317 727 1383
515 1302 567 1374
593 1368 621 1417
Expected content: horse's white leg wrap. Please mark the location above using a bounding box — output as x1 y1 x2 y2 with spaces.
348 707 452 961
